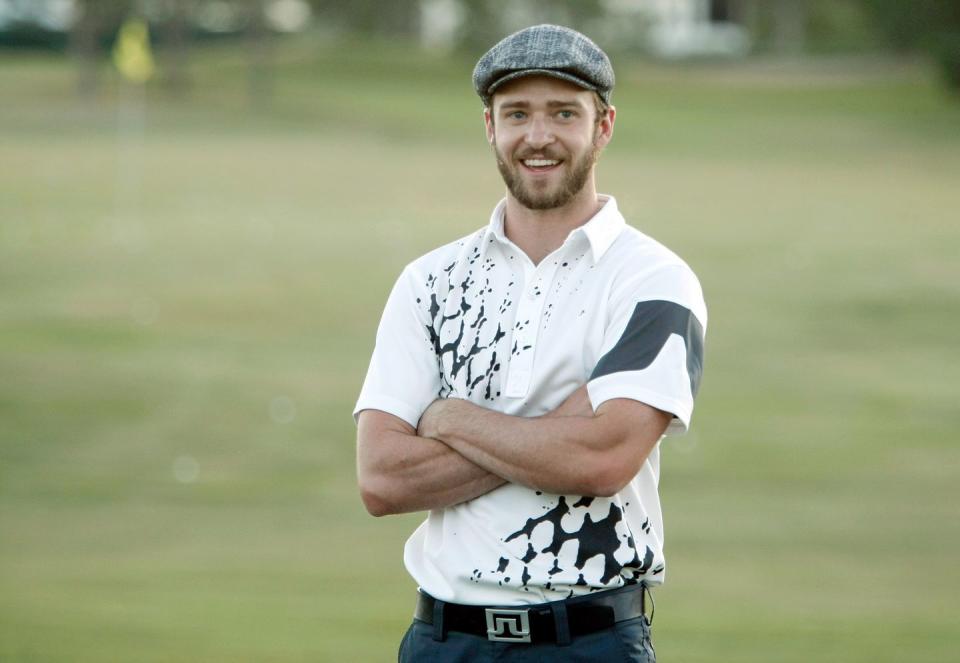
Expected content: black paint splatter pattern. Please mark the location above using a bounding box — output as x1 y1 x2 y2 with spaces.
490 495 657 594
419 238 516 401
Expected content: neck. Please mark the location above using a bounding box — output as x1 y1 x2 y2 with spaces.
503 180 603 265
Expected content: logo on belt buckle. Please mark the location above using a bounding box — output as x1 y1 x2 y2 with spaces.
485 608 531 643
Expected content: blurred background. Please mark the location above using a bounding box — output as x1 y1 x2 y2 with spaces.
1 1 958 661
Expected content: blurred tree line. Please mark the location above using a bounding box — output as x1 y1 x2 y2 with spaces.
865 0 960 88
4 0 957 92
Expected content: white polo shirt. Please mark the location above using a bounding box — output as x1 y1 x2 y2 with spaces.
355 195 707 605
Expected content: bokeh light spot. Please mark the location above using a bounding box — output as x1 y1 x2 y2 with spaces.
172 455 200 483
269 395 297 424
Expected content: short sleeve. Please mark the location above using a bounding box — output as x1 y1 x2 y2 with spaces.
353 266 442 428
586 264 707 436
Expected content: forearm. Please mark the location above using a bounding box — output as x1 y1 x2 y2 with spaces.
419 395 669 497
357 415 506 516
427 405 608 495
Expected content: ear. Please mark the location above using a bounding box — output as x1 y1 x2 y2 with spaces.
484 108 495 145
595 105 616 148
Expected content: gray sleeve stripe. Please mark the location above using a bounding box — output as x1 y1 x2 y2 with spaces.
590 300 705 397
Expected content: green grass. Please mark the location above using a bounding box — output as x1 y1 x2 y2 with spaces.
1 35 959 661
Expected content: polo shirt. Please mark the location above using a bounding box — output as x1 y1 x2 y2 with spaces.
354 195 707 605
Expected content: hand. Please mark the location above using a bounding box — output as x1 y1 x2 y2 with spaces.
544 385 594 419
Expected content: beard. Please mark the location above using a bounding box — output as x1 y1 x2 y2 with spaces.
494 135 600 211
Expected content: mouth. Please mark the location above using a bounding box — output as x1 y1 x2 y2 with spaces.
520 158 562 173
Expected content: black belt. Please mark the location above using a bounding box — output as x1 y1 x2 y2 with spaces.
414 584 652 645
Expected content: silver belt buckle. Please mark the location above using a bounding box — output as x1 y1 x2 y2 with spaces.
484 608 531 643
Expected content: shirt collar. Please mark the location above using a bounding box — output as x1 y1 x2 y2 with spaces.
487 199 510 244
486 195 625 263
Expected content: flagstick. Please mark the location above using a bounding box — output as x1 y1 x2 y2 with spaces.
111 17 153 250
113 77 147 250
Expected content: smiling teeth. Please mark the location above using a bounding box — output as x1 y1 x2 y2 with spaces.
524 159 559 167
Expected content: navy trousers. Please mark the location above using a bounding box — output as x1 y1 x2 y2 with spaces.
398 614 656 662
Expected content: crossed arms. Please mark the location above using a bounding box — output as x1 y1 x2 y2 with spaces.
356 387 671 517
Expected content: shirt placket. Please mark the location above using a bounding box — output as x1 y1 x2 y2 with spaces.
503 254 560 399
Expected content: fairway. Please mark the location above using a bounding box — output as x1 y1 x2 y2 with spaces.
1 39 959 661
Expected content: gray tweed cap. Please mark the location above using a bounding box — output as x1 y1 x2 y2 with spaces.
473 24 614 107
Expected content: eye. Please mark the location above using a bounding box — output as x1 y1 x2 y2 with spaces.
507 111 526 121
557 110 575 120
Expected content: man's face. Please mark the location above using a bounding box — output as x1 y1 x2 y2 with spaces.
485 76 614 211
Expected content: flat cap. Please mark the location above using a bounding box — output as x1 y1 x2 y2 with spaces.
473 24 614 107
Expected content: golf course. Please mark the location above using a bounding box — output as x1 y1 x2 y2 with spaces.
1 36 958 661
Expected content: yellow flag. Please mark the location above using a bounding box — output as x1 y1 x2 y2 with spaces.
112 17 155 83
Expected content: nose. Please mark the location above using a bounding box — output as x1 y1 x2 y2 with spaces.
524 115 554 149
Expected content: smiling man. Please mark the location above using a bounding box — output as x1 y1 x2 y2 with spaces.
354 24 707 662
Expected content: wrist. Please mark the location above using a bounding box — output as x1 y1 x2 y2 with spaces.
419 397 461 440
433 398 465 439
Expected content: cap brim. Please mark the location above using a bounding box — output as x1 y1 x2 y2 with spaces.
486 69 598 99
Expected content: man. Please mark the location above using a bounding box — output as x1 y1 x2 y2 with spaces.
354 24 706 661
